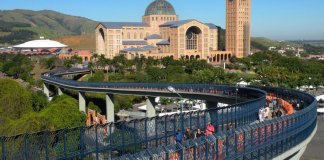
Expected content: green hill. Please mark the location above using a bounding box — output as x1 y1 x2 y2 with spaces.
251 37 299 51
0 9 97 42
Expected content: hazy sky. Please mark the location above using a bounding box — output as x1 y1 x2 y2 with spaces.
1 0 323 40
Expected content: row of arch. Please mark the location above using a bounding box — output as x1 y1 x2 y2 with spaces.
207 54 231 63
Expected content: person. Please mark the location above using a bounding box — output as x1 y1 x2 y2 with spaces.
184 128 192 140
175 129 184 143
227 123 234 130
205 123 215 136
258 108 264 122
276 109 282 117
195 128 204 139
264 106 270 119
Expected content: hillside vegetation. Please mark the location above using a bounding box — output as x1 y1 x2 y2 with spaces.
0 78 85 135
0 9 97 45
251 37 298 51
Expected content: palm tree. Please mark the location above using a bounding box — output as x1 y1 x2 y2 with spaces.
91 53 99 69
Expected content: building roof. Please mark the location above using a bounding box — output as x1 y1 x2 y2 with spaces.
122 40 148 45
205 23 220 29
160 19 220 29
160 19 193 28
100 22 149 29
145 34 162 39
13 39 67 49
145 0 176 16
121 47 145 52
156 40 170 45
142 45 157 50
121 45 157 52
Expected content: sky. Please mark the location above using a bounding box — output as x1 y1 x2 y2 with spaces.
0 0 323 40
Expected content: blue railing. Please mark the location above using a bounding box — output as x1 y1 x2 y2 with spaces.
116 87 317 160
0 70 317 159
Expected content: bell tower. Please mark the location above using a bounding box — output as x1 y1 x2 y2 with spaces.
226 0 251 58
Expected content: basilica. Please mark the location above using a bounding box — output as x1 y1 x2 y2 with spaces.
96 0 250 64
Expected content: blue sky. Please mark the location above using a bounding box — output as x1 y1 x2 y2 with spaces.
0 0 323 40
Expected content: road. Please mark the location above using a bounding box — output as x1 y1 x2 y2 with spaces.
301 115 324 160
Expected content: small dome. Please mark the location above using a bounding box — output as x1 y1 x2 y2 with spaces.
145 0 176 16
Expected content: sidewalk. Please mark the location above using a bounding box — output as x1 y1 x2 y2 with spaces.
301 116 324 160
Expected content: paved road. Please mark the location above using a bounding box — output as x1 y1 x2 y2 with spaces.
301 115 324 160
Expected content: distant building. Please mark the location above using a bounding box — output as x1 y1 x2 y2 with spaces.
96 0 251 63
58 50 93 62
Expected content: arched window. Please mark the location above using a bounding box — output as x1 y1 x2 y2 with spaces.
127 32 130 39
134 33 137 39
140 33 143 39
186 26 202 50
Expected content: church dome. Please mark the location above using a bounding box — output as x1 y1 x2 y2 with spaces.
145 0 176 16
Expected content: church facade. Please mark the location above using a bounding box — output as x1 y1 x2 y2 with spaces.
96 0 250 63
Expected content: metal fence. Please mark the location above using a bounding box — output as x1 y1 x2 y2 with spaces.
0 74 317 159
118 87 318 160
0 95 265 159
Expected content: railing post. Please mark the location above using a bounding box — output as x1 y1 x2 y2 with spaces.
155 117 158 147
109 123 113 160
164 116 167 145
95 125 99 160
44 130 49 160
79 126 84 158
257 127 261 160
24 133 28 159
145 118 148 149
64 129 67 158
1 136 5 160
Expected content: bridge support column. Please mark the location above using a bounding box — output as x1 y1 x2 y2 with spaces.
206 101 218 127
106 94 115 123
57 87 63 96
146 97 157 118
78 92 86 113
43 83 50 98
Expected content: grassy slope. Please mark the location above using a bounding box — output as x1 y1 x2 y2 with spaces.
55 34 95 50
0 9 97 36
252 37 298 48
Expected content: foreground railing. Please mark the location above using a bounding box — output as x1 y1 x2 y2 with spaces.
116 87 317 160
0 96 265 159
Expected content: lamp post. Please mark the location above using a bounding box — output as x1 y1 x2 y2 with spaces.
308 77 312 95
167 86 184 132
235 84 238 104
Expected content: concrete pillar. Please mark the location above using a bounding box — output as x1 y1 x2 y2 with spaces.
57 87 63 96
206 101 218 126
146 97 157 118
43 83 50 98
79 92 86 113
106 94 115 123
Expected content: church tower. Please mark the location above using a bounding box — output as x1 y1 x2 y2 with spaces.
226 0 251 58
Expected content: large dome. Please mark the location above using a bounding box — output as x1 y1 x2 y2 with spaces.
145 0 176 16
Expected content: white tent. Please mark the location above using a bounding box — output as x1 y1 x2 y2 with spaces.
13 39 67 49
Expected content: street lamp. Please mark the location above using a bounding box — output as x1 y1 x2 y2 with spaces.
308 77 312 95
167 86 184 132
235 84 239 104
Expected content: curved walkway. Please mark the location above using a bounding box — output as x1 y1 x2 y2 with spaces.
0 69 317 160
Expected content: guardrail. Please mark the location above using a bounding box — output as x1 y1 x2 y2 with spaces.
116 87 317 160
0 69 317 160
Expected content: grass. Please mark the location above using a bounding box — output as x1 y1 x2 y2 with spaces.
252 37 299 48
55 34 95 50
13 27 63 39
